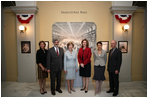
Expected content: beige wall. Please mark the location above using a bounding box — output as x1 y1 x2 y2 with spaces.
36 1 112 47
3 9 18 81
132 8 145 81
2 1 145 81
36 1 113 80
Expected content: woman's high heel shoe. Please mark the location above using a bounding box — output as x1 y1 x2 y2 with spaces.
85 88 88 93
43 89 47 93
68 90 71 94
40 89 44 95
71 88 76 92
80 87 85 91
85 90 88 93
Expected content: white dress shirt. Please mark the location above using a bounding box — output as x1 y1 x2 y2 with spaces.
54 46 60 54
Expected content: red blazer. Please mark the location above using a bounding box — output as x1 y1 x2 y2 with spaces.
78 47 92 65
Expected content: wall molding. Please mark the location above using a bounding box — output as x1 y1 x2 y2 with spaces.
110 6 137 14
11 6 38 14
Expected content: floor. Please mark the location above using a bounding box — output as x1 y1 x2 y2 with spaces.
1 81 147 97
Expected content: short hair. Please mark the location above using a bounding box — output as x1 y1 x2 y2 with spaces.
53 39 59 43
96 41 102 46
112 40 117 44
67 42 74 49
39 41 46 47
81 39 89 48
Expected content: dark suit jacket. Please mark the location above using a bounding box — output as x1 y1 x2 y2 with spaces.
36 48 48 67
107 48 122 72
46 47 64 71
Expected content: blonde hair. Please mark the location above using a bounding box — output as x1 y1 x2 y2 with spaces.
67 41 74 49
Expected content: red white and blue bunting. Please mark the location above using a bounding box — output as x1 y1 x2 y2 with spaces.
115 14 132 23
17 14 34 24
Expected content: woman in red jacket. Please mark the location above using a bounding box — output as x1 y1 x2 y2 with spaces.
78 39 92 93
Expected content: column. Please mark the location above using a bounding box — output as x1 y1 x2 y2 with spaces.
110 6 136 82
11 6 38 82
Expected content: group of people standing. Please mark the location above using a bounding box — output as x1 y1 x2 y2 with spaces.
36 39 122 96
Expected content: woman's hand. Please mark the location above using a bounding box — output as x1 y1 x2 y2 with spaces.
81 63 84 68
64 70 67 74
76 69 78 72
41 66 45 71
47 70 50 73
115 70 119 74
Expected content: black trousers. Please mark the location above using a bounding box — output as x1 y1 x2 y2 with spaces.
108 71 119 93
50 70 61 91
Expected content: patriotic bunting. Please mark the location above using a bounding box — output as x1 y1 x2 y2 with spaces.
17 14 34 24
115 14 132 23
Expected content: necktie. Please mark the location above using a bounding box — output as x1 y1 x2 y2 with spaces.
56 47 59 56
110 48 115 56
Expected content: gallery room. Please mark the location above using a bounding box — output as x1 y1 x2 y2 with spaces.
1 1 147 97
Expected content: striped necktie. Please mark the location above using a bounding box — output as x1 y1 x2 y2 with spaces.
56 47 59 56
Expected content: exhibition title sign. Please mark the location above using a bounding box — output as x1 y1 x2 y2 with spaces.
61 10 87 14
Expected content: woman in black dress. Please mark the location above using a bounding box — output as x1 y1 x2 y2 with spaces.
36 41 48 94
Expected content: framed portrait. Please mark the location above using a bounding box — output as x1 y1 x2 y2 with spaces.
21 41 31 53
45 41 49 50
118 41 128 53
101 41 109 53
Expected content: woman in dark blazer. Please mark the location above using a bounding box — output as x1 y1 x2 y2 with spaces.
36 41 48 95
78 39 92 93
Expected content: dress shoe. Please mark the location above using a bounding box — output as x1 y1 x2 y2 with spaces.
51 91 56 95
80 87 85 91
56 89 62 93
71 89 76 92
43 89 47 93
40 89 44 95
106 90 114 93
113 93 118 96
68 90 71 94
85 90 88 93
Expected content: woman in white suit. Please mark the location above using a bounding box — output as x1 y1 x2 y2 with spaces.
64 42 78 94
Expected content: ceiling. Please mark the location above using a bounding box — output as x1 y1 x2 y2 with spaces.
133 1 147 8
1 1 16 8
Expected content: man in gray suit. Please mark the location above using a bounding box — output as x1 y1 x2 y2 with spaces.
47 39 64 95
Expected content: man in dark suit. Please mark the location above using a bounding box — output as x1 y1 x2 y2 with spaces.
106 40 122 96
47 39 64 95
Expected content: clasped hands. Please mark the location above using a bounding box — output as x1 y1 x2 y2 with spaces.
80 63 84 68
64 69 78 74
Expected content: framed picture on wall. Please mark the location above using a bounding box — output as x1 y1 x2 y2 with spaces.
118 41 128 53
52 22 96 51
45 41 49 50
21 41 31 53
101 41 109 53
